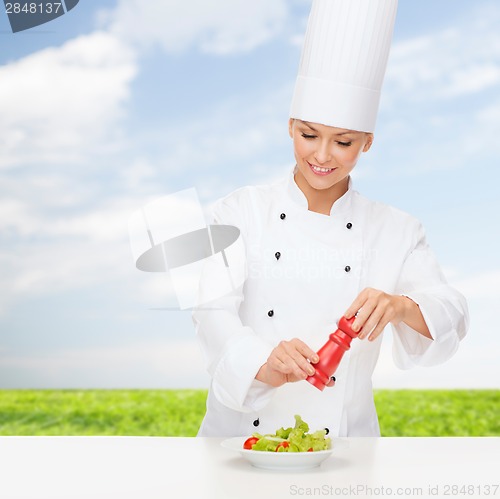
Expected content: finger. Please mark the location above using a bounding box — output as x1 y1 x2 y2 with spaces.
367 311 392 341
271 348 308 380
280 341 317 378
344 290 367 320
268 358 289 374
326 376 336 388
272 339 318 378
352 300 377 333
290 338 319 364
289 349 316 378
268 351 293 374
358 306 385 339
277 347 312 379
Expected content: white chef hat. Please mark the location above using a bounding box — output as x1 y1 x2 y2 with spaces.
290 0 398 133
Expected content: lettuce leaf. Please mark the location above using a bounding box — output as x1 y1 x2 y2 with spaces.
249 415 331 452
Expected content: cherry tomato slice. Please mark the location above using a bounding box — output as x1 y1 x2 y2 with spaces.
307 448 313 452
275 441 290 452
243 437 259 450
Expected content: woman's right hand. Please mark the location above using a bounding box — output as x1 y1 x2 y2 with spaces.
255 339 319 387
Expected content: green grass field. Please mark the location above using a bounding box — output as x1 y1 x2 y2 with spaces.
0 389 498 436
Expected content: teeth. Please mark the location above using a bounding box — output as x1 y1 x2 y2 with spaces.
311 165 332 173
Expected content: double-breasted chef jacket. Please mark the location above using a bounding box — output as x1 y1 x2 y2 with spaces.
193 167 469 438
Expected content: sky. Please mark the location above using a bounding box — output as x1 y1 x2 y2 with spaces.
0 0 499 389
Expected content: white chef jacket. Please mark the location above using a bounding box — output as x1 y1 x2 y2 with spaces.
193 168 469 438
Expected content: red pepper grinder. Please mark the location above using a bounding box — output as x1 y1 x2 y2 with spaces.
306 316 359 391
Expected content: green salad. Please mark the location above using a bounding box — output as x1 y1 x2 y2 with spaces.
243 415 331 452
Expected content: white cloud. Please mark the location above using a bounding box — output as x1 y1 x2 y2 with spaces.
453 270 500 300
0 187 217 313
363 5 500 176
373 337 499 389
372 268 500 389
1 0 498 391
2 326 497 389
0 197 140 316
0 31 137 168
0 338 210 388
114 81 293 201
477 98 500 124
104 0 289 55
385 7 500 103
0 194 140 242
373 264 500 389
447 64 500 97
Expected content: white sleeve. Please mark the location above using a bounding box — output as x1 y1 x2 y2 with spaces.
192 193 277 412
391 222 469 369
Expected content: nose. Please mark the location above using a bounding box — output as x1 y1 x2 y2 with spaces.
314 140 332 164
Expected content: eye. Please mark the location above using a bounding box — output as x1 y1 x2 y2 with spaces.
301 132 317 139
337 141 352 147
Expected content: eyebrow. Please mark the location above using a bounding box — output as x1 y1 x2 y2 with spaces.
299 121 352 136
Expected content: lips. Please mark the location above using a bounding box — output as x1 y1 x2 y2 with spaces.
307 161 335 176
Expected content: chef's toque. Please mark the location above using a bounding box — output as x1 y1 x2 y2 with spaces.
290 0 398 133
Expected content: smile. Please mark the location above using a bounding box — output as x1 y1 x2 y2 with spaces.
307 162 335 176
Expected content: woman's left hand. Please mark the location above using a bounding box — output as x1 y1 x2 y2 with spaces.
344 287 411 341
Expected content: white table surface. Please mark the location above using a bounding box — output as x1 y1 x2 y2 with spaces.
0 437 498 499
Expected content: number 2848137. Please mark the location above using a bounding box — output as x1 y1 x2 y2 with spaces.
5 3 63 15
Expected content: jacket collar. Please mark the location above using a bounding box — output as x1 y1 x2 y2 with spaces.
286 165 354 216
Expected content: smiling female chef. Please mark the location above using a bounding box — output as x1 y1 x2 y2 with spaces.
193 0 469 438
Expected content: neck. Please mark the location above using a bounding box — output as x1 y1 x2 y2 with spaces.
294 172 349 216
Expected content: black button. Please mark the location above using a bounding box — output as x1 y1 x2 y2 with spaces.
324 427 330 435
344 266 351 273
280 213 286 220
346 222 352 229
275 251 281 260
330 376 336 382
268 310 274 317
253 418 260 427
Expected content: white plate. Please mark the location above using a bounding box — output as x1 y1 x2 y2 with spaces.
221 437 335 471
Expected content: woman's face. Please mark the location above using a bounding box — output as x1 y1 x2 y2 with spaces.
289 119 373 193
